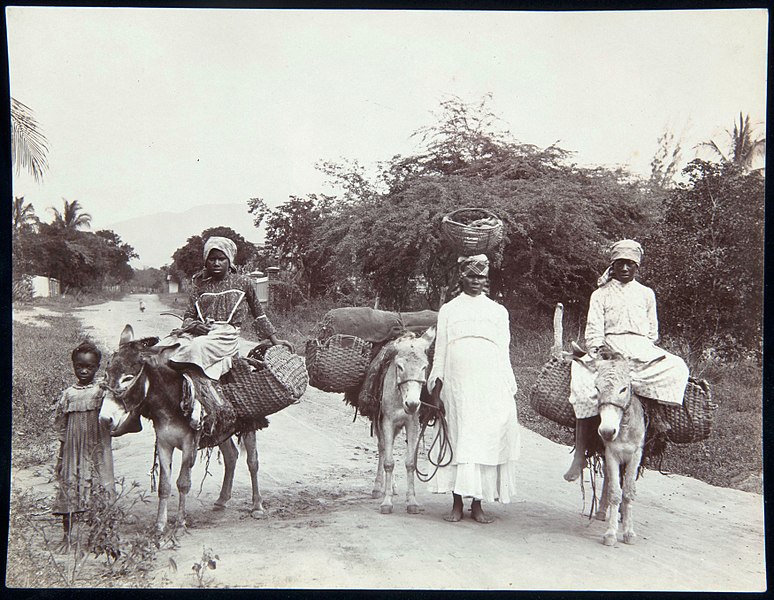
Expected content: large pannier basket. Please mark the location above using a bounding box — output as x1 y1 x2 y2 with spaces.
222 345 307 418
441 207 504 255
529 357 576 428
529 357 717 444
305 334 373 393
664 379 717 444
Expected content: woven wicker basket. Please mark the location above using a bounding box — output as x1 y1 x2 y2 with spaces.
306 334 373 393
441 207 504 256
221 345 307 418
529 357 576 428
529 357 717 443
664 379 717 444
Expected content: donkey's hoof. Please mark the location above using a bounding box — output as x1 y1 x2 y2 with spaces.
594 510 607 522
250 509 267 520
623 532 637 545
371 490 383 500
602 533 617 546
407 504 420 515
380 504 393 514
213 502 227 512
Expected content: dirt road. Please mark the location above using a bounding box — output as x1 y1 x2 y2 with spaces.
13 295 767 590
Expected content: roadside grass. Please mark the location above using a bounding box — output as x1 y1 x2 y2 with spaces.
12 316 84 469
156 294 764 491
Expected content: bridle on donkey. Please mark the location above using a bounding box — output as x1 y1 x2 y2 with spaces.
393 365 453 483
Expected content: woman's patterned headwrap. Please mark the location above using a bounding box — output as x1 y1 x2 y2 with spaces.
458 254 490 277
597 239 643 286
203 236 237 271
447 254 491 299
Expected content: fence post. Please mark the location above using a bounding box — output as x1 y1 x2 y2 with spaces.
266 266 280 311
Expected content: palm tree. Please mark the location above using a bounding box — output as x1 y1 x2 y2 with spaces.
49 198 92 231
697 112 766 172
11 97 49 182
12 196 39 232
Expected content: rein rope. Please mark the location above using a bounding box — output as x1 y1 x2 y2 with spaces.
414 399 453 483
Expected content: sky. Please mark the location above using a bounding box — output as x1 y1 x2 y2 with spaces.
7 7 769 240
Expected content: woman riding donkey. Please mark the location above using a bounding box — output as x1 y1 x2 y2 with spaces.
427 254 521 523
120 236 291 433
564 239 689 482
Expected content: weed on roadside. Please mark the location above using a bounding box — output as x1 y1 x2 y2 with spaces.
191 546 220 588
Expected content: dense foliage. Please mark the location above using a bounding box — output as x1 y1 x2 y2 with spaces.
645 160 764 357
12 198 137 292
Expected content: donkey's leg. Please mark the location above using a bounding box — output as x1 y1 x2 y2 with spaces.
602 451 622 546
175 433 198 529
405 417 420 514
621 450 642 544
379 420 398 514
214 437 238 511
595 461 610 521
372 424 386 499
155 441 174 533
242 431 266 518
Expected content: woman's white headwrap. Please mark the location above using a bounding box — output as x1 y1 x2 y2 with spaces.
597 239 643 286
203 236 237 271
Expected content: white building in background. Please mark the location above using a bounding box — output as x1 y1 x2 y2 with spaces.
31 276 60 298
166 274 179 294
247 271 269 307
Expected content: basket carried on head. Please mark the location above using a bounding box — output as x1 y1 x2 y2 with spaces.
221 344 308 418
441 207 504 255
529 357 717 443
305 334 373 393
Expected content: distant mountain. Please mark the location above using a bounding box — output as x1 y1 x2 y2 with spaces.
106 203 262 269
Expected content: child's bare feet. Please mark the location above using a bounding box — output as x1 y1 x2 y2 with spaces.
470 500 494 524
443 493 464 522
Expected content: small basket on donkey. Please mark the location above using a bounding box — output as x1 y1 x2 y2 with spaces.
440 207 504 256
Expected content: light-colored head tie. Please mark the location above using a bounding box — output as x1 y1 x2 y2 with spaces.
597 239 643 286
203 236 237 271
458 254 489 277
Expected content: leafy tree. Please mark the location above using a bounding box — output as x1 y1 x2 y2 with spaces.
171 226 257 279
696 112 765 172
315 96 658 315
263 194 336 299
12 197 40 278
649 129 683 190
20 223 136 291
11 97 49 182
49 198 92 231
645 159 764 356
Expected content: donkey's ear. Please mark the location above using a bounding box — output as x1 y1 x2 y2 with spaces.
420 326 436 346
119 324 134 345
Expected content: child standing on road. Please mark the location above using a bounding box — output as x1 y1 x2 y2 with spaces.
51 340 115 551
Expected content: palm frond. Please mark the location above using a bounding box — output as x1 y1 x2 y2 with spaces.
11 98 49 182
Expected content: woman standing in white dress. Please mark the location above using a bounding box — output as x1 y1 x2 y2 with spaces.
427 254 521 523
